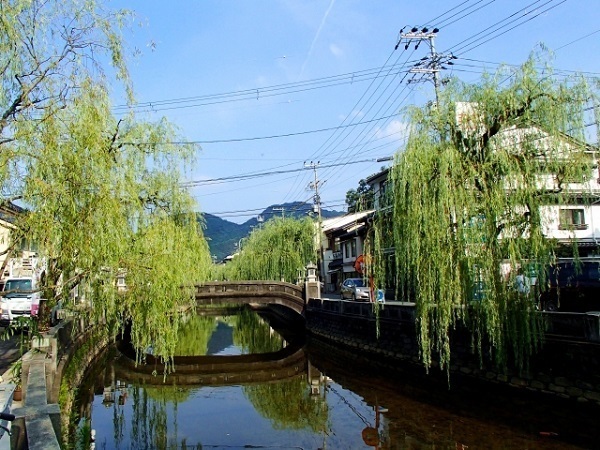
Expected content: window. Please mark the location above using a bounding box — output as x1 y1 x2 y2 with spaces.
559 209 587 230
343 240 357 258
5 279 32 291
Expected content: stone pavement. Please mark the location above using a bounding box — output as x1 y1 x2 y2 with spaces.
12 352 61 449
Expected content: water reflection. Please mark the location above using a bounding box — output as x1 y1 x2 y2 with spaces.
73 307 599 449
174 307 286 357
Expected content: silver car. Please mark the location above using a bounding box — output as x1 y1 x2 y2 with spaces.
340 278 370 301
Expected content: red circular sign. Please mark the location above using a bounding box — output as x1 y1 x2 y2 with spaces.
362 427 379 446
354 254 365 274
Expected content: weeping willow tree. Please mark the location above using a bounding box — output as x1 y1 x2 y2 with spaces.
0 0 214 366
374 53 598 373
225 217 317 282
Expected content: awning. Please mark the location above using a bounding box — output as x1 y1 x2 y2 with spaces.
328 258 343 270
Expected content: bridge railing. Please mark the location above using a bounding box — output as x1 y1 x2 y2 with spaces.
196 281 303 297
195 281 305 314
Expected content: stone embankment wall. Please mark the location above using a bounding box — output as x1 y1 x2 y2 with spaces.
14 318 110 448
305 299 600 406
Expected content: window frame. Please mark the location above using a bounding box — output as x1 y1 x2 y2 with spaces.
558 208 588 230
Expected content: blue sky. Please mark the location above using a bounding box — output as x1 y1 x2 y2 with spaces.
110 0 600 223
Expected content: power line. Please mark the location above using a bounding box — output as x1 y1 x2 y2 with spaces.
280 47 411 204
555 27 600 51
202 0 577 217
113 61 418 114
436 0 497 29
447 0 566 56
426 0 480 26
182 156 393 188
124 113 401 146
307 0 504 189
205 200 348 219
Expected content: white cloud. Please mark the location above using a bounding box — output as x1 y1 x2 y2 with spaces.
338 109 364 121
329 43 343 58
375 120 410 141
255 75 269 87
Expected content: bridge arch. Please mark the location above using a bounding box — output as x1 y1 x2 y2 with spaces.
195 281 305 315
114 344 307 386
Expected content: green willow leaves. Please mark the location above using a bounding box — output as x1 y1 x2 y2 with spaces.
0 1 213 366
376 54 598 372
223 217 317 283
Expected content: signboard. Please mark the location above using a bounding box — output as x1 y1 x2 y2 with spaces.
354 254 365 274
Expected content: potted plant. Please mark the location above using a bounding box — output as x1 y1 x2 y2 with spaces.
8 359 22 401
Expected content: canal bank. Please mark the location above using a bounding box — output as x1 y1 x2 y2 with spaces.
5 288 600 446
305 298 600 407
64 306 600 449
6 318 111 449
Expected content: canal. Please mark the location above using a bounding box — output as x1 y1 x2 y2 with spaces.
71 306 600 449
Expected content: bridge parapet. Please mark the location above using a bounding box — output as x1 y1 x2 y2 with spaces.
195 281 305 315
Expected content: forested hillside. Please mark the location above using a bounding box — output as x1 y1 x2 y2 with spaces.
200 202 342 261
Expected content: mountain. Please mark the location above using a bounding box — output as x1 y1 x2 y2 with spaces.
200 201 344 262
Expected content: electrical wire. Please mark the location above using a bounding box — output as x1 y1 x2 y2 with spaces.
276 1 492 199
555 28 600 51
282 0 510 203
113 61 419 114
123 112 402 146
447 0 566 56
195 0 590 220
436 0 496 30
182 156 391 187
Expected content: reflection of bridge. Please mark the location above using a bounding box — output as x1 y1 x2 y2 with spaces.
114 344 307 386
195 281 305 315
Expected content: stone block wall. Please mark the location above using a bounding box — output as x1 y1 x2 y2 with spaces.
305 299 600 406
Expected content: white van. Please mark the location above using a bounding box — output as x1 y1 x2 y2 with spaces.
0 277 40 327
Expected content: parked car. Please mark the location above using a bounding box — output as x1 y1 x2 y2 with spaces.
539 259 600 312
340 278 370 301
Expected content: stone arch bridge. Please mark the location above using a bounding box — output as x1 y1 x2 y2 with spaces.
114 344 307 386
195 281 306 315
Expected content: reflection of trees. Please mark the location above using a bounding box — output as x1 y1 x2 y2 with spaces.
144 383 190 403
130 386 170 450
174 315 217 356
244 377 329 432
71 309 311 448
234 307 283 354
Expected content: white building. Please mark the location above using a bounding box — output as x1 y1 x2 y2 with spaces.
366 125 600 256
321 210 374 293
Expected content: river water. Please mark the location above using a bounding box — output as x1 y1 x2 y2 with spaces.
72 308 600 449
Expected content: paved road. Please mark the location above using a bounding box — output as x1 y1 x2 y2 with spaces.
0 331 21 378
321 293 413 306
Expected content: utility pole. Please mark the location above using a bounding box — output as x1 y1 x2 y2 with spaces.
305 161 324 280
273 207 285 218
396 27 456 105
